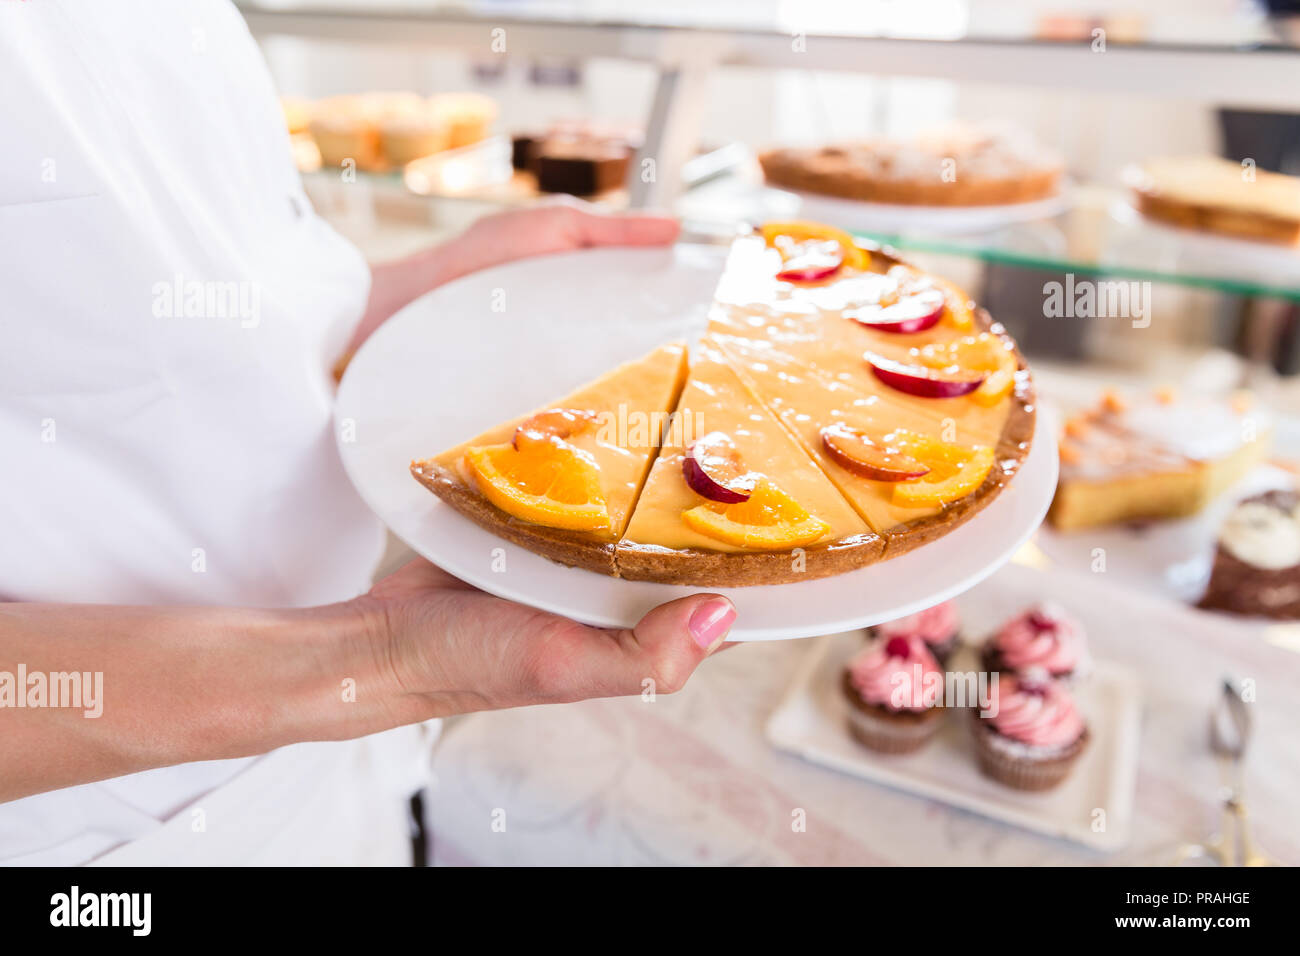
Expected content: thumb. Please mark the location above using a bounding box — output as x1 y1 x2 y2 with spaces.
529 593 736 703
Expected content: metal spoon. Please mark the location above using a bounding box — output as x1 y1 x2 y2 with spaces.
1211 677 1274 867
1174 677 1273 866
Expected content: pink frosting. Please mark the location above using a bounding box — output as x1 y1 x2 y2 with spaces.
877 600 960 646
846 636 943 712
985 674 1085 749
991 602 1085 675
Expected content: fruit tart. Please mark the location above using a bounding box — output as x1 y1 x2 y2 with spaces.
410 221 1036 586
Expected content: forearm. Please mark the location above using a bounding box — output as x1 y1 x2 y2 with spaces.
0 600 419 803
347 241 475 355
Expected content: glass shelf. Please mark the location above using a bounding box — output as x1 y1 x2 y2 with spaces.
305 159 1300 301
866 231 1300 303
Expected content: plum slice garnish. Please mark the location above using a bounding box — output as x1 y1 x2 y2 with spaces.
683 431 759 503
820 423 930 481
513 408 598 449
866 352 986 399
775 238 845 283
846 287 945 334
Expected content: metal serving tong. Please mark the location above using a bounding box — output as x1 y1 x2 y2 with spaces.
1175 677 1274 867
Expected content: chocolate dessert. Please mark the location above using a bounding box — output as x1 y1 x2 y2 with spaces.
510 122 640 195
510 133 539 171
1199 489 1300 619
535 140 631 196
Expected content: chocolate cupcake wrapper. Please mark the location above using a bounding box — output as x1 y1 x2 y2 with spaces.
968 713 1088 791
846 704 943 755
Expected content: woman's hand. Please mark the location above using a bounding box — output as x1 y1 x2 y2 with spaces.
347 201 680 359
354 558 735 724
437 199 680 281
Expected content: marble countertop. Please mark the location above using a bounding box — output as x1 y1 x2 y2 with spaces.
424 560 1300 866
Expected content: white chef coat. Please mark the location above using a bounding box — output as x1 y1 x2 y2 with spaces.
0 0 433 865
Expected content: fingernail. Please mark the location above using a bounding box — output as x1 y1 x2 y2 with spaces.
688 598 736 649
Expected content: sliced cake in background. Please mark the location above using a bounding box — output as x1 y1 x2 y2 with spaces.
1128 156 1300 246
1050 389 1272 532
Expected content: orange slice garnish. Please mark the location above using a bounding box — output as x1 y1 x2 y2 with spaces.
760 221 871 272
916 332 1017 407
513 407 598 447
885 431 996 507
682 478 831 549
930 275 976 331
465 432 611 532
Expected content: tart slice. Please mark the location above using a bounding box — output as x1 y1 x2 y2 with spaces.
411 341 690 574
707 230 1024 447
713 335 1009 557
615 342 880 586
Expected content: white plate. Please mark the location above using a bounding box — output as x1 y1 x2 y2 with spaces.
765 631 1141 851
335 245 1057 640
788 188 1071 236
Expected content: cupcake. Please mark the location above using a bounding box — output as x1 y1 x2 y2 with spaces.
380 108 450 167
970 671 1088 791
430 92 497 149
310 92 425 171
874 600 960 665
981 601 1087 681
842 635 945 754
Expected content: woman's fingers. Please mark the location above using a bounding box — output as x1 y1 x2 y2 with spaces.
571 208 681 247
543 196 679 248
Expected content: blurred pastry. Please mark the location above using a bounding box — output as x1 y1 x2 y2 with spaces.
280 96 311 136
842 635 945 754
310 92 424 171
380 108 449 167
1050 389 1272 531
511 121 640 195
1199 489 1300 619
970 672 1088 791
511 132 540 172
1129 156 1300 245
759 125 1062 206
536 139 631 196
430 92 497 149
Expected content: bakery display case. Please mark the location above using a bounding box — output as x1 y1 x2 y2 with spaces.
242 0 1300 867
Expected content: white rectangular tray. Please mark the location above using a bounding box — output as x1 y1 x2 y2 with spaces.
764 632 1142 851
